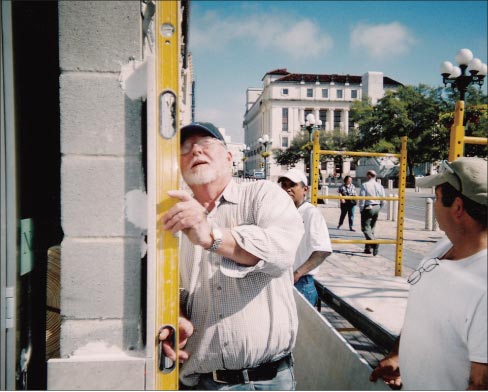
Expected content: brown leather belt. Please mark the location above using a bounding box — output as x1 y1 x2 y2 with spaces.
206 354 292 384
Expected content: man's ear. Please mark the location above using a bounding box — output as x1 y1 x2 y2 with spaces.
451 196 465 219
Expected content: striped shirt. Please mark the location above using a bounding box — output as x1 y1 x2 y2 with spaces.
179 179 304 386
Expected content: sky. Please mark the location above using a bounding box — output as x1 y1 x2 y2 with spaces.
188 1 488 143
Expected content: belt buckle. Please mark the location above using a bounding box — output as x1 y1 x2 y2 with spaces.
212 370 227 384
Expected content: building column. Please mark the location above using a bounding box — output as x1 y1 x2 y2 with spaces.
294 107 301 136
342 109 349 135
314 108 320 125
328 108 334 132
299 108 305 125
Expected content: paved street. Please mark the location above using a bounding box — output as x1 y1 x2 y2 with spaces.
313 189 445 339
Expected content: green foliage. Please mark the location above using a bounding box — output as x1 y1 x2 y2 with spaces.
350 84 487 176
274 84 487 174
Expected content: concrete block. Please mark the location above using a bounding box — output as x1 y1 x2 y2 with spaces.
61 155 144 237
61 238 141 319
60 73 142 156
293 291 388 390
59 1 141 72
48 351 145 390
59 319 140 358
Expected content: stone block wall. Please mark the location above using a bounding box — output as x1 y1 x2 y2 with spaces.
49 1 146 389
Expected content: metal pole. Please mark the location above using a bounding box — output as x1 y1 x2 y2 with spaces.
425 198 433 230
448 100 465 162
309 127 313 186
394 136 408 277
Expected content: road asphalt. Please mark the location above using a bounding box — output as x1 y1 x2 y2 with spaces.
313 191 444 340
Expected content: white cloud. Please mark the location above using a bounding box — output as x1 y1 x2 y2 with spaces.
191 11 333 59
350 22 416 59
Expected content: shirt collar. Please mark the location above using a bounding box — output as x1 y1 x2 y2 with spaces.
220 179 240 205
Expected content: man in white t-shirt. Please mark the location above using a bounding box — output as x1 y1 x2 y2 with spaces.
370 157 487 390
278 168 332 306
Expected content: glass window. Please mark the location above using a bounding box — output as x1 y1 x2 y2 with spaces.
282 136 289 148
282 108 289 132
334 110 341 129
336 89 343 99
351 89 358 99
321 89 328 98
282 88 289 96
319 110 326 129
307 88 313 98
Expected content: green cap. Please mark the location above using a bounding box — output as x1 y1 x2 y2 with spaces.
416 157 487 205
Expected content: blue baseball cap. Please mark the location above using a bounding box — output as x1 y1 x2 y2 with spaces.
180 122 226 144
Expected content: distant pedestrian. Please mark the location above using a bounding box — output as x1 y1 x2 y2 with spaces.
370 157 487 390
337 175 357 231
278 168 332 306
359 170 385 255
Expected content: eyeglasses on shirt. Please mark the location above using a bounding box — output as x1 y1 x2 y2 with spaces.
407 258 440 285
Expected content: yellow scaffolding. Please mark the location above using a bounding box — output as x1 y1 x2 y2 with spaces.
310 133 408 277
448 101 487 162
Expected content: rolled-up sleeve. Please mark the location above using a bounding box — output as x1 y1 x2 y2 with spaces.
230 181 304 277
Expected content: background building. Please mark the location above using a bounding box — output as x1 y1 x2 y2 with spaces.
243 69 402 181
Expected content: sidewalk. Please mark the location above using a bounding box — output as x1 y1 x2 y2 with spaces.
313 195 444 340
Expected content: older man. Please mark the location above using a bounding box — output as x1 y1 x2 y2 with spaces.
370 157 487 390
160 122 304 390
278 168 332 306
359 170 385 255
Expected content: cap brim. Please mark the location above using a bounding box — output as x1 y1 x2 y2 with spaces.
278 175 307 186
416 173 450 189
180 123 225 144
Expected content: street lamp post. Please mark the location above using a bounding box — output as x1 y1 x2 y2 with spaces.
240 145 250 177
440 48 487 161
258 134 272 179
300 113 322 184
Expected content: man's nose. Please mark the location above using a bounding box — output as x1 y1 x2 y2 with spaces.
189 142 204 155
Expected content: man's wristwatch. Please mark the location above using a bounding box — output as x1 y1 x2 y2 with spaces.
205 226 223 252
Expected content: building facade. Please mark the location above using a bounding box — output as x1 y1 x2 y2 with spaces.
243 69 402 181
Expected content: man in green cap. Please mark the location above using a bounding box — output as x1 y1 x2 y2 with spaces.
370 157 487 390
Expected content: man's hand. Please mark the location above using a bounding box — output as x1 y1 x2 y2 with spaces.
369 352 402 390
293 270 302 284
158 316 194 363
162 190 213 248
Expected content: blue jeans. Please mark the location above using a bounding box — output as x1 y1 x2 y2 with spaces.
196 362 296 390
294 275 318 306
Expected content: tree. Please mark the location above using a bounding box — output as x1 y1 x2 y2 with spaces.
273 128 358 172
351 85 450 180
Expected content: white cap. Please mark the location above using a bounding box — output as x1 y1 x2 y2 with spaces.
278 168 308 186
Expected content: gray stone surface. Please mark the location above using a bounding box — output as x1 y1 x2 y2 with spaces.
59 319 141 358
59 1 141 72
61 155 144 237
60 73 142 156
48 355 145 390
61 238 141 319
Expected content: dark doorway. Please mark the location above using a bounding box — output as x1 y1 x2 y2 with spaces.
12 2 62 389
